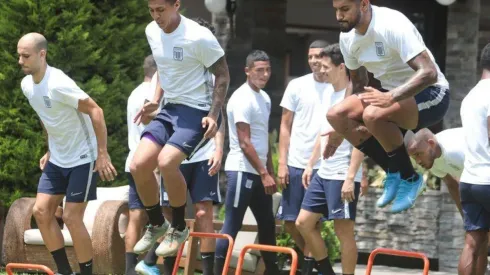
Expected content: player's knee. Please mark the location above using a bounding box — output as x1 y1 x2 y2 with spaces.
129 209 148 225
334 220 355 241
129 158 146 176
32 204 52 223
326 105 346 125
158 156 179 172
62 209 84 228
362 106 381 124
295 218 312 234
466 231 487 251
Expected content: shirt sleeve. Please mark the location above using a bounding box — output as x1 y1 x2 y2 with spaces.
385 15 426 63
232 99 253 125
339 37 361 70
430 167 447 178
51 77 89 109
280 80 298 112
195 29 225 68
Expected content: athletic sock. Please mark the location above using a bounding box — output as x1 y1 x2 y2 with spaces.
144 242 160 266
302 256 315 275
163 256 177 275
51 248 73 275
387 144 419 181
79 259 93 275
171 204 187 231
316 256 336 275
201 252 215 275
355 136 391 172
125 252 139 274
214 257 225 275
145 203 165 227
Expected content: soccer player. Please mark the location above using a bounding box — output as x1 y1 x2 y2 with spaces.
17 33 117 275
214 50 279 275
277 40 331 272
130 0 229 258
326 0 450 213
457 42 490 275
405 128 464 216
297 44 363 275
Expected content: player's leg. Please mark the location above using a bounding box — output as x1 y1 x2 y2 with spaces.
458 182 490 275
327 95 400 208
328 180 361 275
125 173 150 275
214 171 254 275
63 161 98 275
296 175 335 275
188 160 221 275
362 86 449 212
34 162 71 275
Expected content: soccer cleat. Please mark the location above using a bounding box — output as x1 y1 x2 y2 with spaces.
133 220 170 254
135 261 160 275
155 226 190 257
376 172 401 208
391 173 425 213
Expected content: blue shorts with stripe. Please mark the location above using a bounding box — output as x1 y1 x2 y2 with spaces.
301 174 360 220
160 160 221 207
38 161 97 203
414 86 450 130
142 103 222 160
460 182 490 232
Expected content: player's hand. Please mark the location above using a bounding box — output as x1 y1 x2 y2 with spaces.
208 149 223 176
341 179 356 203
278 163 289 189
302 165 314 189
360 176 369 197
94 150 117 181
202 116 218 139
40 151 50 171
134 101 160 125
261 173 277 195
358 86 395 108
321 130 344 159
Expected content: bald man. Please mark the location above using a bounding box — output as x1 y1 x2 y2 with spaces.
17 33 117 275
405 128 464 215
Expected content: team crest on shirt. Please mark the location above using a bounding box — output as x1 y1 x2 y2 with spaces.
43 96 52 108
173 47 183 61
375 42 385 56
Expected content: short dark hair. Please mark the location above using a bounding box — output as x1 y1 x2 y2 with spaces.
143 55 157 78
246 50 270 68
481 43 490 71
319 43 344 66
309 40 330 49
192 17 216 35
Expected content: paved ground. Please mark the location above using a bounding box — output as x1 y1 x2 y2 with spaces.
333 264 453 275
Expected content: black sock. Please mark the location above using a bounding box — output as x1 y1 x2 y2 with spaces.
201 252 215 275
387 144 419 181
488 246 490 256
51 248 73 275
144 242 160 266
316 256 336 275
302 256 315 275
171 204 186 231
145 203 165 227
79 259 93 275
163 256 177 275
125 252 139 274
355 136 391 172
214 257 225 275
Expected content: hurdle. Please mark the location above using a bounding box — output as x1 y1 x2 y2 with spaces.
6 263 55 275
365 248 430 275
235 244 298 275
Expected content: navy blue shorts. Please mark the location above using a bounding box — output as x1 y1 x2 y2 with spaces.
142 103 221 160
460 182 490 232
277 166 318 221
414 86 449 130
301 175 360 220
38 161 97 203
160 160 221 206
127 173 144 210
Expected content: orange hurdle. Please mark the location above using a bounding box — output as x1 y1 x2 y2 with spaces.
172 232 234 275
6 263 55 275
365 248 430 275
235 244 298 275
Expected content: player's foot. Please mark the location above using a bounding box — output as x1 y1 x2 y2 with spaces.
133 220 170 254
135 261 160 275
391 174 425 213
156 226 190 257
376 172 401 208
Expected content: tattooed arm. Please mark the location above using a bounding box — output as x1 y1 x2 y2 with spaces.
207 56 230 120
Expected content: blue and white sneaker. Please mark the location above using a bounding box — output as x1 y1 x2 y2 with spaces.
391 173 425 213
135 261 160 275
376 172 401 208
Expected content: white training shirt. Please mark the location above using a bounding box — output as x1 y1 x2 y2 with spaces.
339 5 449 91
280 73 330 169
225 83 271 175
125 80 154 172
460 79 490 185
318 87 362 182
21 65 97 168
430 128 464 179
146 15 225 111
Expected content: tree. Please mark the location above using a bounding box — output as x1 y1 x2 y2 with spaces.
0 0 152 206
